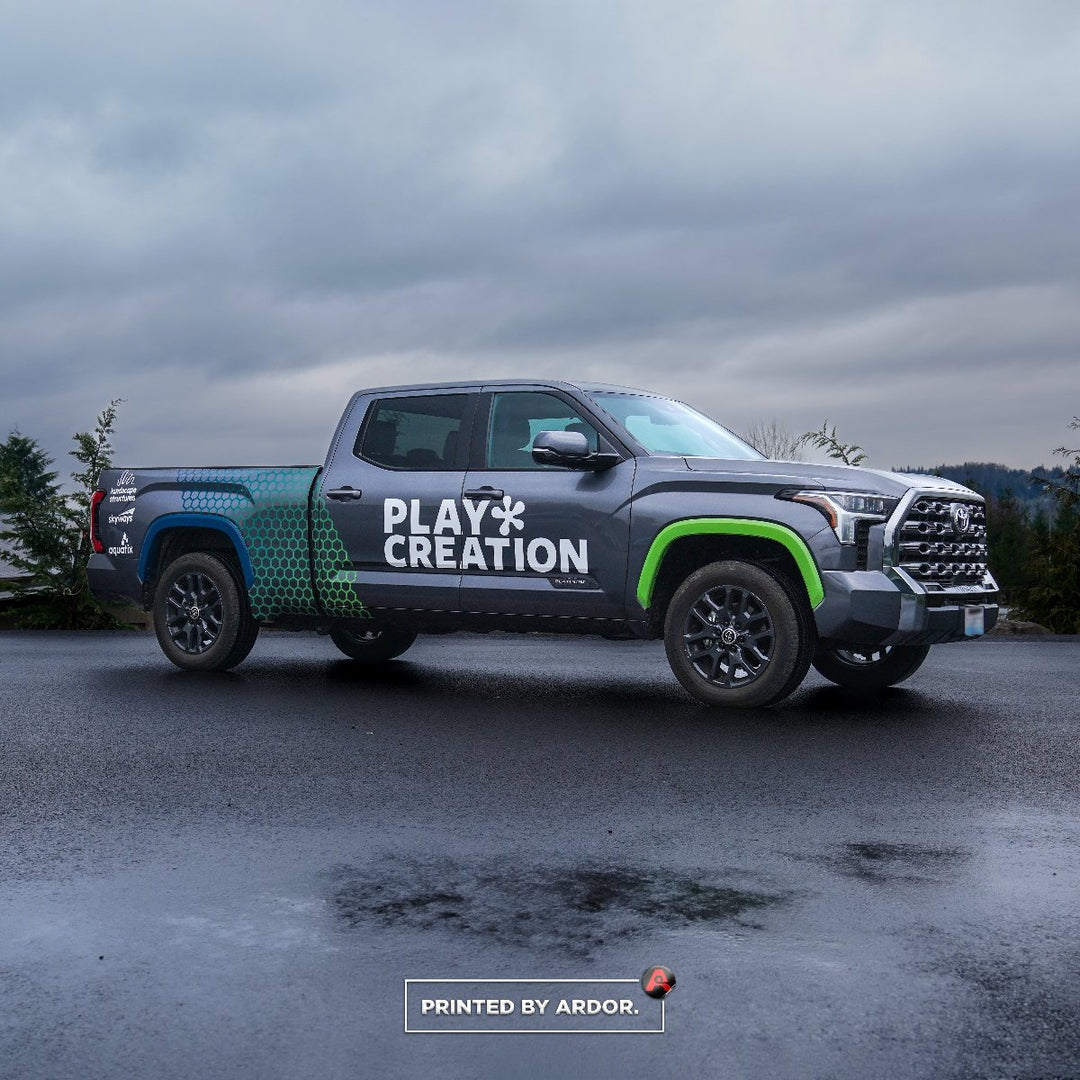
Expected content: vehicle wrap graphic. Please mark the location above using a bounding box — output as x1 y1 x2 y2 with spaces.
382 497 589 574
176 468 369 620
636 518 826 610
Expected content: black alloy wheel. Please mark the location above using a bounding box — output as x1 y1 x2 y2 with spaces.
812 642 931 689
165 570 224 655
153 551 259 671
681 582 775 688
329 625 417 662
664 560 814 708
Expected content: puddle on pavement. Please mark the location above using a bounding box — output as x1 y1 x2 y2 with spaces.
826 842 969 884
330 860 785 956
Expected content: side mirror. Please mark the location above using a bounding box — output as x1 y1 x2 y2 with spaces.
532 429 589 465
531 430 620 470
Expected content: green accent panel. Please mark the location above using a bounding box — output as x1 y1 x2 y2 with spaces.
636 518 825 610
309 495 371 619
175 467 364 621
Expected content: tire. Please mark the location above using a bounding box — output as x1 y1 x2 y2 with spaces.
329 625 417 662
812 643 931 690
153 551 259 671
664 560 815 708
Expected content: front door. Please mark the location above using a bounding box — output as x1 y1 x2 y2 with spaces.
459 389 636 619
315 390 475 615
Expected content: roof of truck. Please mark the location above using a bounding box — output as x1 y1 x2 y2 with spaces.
351 379 658 396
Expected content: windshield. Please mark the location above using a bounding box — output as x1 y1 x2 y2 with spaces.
589 392 763 459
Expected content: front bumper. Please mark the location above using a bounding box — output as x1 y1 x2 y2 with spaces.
813 567 999 646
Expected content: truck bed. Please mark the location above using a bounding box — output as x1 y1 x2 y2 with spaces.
92 465 323 619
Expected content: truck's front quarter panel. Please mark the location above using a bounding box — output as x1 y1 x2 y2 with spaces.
626 458 836 625
625 460 999 647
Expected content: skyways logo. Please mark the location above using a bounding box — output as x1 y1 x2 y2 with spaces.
383 497 588 574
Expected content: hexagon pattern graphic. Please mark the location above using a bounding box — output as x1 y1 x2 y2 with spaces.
177 468 370 621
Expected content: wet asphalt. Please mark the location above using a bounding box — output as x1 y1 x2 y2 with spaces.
1 630 1079 1080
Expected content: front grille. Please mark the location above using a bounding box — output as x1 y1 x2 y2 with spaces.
895 496 989 589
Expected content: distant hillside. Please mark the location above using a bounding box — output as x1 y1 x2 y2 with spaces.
891 462 1063 506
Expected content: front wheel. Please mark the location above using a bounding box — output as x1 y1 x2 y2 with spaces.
664 560 815 708
329 626 417 662
812 643 931 689
153 551 259 671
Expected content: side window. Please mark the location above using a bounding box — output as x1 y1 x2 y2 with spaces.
485 392 600 470
355 394 470 470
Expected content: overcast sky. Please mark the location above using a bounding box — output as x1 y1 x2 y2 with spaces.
2 0 1078 474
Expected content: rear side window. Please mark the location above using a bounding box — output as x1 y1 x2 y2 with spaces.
355 394 470 470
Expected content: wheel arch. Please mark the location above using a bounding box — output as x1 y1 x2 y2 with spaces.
139 514 253 607
638 519 824 633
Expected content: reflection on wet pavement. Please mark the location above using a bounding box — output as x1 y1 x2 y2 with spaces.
332 859 785 956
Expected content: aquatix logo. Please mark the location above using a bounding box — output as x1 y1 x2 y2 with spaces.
107 532 134 557
382 497 588 574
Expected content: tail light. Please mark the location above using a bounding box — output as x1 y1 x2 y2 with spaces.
90 490 106 553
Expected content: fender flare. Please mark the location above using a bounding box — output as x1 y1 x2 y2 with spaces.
138 513 255 588
636 517 825 610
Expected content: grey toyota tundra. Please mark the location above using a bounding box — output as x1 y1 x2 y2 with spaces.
87 381 999 706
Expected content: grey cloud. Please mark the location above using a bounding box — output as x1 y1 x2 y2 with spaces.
1 0 1079 471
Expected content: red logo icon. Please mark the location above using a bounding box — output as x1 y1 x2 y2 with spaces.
640 965 676 999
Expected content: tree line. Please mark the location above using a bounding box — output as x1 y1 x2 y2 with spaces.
985 418 1080 632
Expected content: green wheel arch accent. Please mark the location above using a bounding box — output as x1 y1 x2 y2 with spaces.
636 518 825 611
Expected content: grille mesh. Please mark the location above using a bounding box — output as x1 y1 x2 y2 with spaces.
896 496 988 588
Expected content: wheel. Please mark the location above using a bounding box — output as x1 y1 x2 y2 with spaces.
153 552 259 671
812 643 931 689
664 560 815 708
329 625 417 662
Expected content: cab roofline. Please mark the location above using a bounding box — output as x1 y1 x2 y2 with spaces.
345 379 655 398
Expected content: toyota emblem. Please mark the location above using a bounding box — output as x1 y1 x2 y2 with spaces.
950 503 971 534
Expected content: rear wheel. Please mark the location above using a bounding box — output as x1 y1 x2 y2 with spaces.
812 643 931 689
153 551 259 671
329 626 417 662
664 560 815 708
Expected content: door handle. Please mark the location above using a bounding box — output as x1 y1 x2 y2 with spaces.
464 487 504 500
326 486 363 501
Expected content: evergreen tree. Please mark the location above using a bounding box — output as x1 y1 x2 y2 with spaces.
800 420 867 465
0 400 124 628
985 488 1035 603
0 436 69 606
0 434 59 502
1022 418 1080 632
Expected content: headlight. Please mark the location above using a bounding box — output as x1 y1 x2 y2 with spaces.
778 489 900 544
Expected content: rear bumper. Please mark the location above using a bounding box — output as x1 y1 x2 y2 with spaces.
814 567 999 646
87 553 143 607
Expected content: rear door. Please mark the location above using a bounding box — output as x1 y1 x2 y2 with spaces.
314 390 477 615
459 388 636 619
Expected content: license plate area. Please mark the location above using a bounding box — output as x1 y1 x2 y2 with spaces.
964 606 985 637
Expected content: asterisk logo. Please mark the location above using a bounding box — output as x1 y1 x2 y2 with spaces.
490 495 526 536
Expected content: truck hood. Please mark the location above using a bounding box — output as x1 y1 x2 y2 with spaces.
681 458 980 499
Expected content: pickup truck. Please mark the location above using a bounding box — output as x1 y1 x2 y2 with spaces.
87 380 999 707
